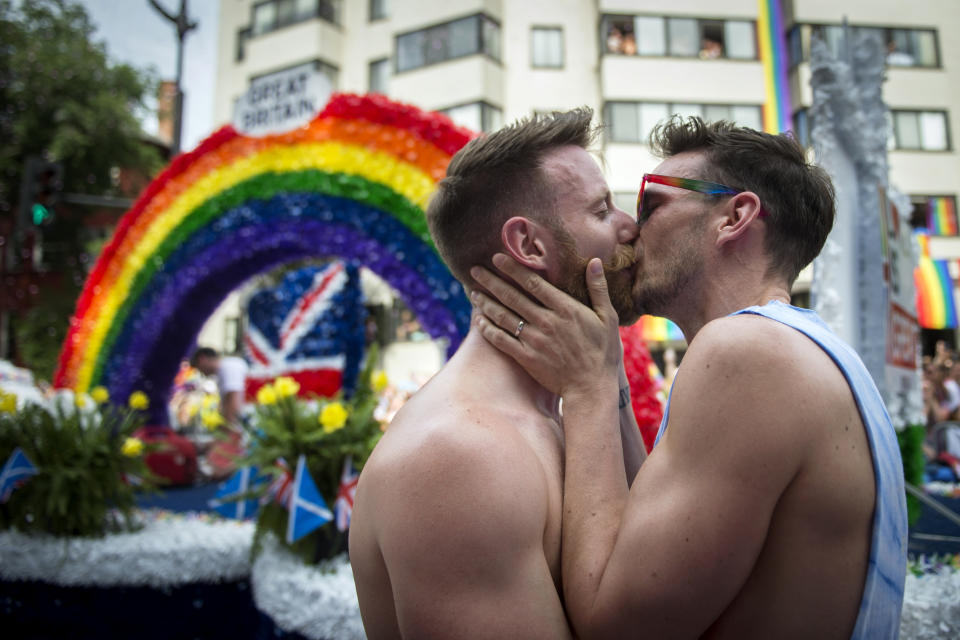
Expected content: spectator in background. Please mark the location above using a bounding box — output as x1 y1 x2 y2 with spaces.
606 26 623 54
622 32 637 56
924 363 960 425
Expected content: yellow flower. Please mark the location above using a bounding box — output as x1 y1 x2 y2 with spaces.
372 370 388 393
201 394 219 410
121 437 144 457
75 393 90 410
256 384 278 405
128 391 150 411
0 392 17 414
274 376 300 398
201 410 225 430
90 386 109 404
320 401 349 433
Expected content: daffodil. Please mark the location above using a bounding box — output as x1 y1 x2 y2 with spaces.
201 410 225 430
75 393 91 410
128 391 150 411
257 384 278 405
201 394 219 410
320 401 349 433
121 437 144 457
372 370 388 393
0 391 17 414
274 376 300 398
90 386 109 404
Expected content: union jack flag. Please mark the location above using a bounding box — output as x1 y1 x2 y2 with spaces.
244 261 367 399
263 458 294 508
334 456 360 532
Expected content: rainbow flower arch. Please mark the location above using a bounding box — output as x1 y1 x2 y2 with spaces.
54 94 476 423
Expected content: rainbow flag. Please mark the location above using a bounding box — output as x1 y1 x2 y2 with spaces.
926 196 958 236
636 315 686 343
914 231 959 328
757 0 792 134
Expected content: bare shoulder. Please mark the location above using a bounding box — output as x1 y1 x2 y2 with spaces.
356 400 553 542
686 313 848 397
667 312 851 462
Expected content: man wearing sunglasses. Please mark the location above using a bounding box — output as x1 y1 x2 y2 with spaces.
471 117 907 638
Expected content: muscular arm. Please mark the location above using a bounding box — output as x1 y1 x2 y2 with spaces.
370 426 572 640
562 319 809 638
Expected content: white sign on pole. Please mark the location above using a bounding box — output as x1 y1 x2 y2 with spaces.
232 63 332 137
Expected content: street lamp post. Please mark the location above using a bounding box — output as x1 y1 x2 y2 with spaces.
148 0 198 157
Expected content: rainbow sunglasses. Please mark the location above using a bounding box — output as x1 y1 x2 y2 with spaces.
636 173 768 225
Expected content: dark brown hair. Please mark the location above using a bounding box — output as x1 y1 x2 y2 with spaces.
426 108 598 287
649 116 836 285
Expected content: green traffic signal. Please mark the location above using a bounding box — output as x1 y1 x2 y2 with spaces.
31 203 52 225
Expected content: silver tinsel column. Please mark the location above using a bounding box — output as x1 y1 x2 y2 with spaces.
809 28 923 428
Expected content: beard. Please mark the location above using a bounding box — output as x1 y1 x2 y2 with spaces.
631 229 703 319
554 237 639 326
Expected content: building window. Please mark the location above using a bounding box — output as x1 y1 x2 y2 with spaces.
440 101 503 133
602 14 756 60
369 58 389 94
250 0 340 37
793 108 810 147
888 110 950 151
604 102 763 144
789 24 939 68
369 0 386 21
236 27 252 62
911 195 958 234
531 27 564 68
396 14 501 73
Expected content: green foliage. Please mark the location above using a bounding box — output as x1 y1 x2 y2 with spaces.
0 392 158 537
1 0 164 378
898 424 926 526
244 346 386 564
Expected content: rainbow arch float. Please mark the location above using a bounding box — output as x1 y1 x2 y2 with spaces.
54 94 476 423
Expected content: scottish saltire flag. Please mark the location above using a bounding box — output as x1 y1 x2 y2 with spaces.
334 456 360 532
263 457 294 508
244 261 367 400
0 447 38 503
286 454 333 544
209 466 263 519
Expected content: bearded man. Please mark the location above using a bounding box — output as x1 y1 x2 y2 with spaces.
350 108 646 639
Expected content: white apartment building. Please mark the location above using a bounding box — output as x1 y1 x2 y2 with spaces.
209 0 960 342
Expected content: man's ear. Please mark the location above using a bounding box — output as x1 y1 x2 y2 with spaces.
716 191 764 248
501 216 552 270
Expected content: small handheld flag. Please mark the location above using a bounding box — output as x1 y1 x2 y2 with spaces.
263 457 294 508
0 447 39 503
334 456 360 532
286 454 333 544
209 466 263 519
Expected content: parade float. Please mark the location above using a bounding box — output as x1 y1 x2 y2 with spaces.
2 17 956 630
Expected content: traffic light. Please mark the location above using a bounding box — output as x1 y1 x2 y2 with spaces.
18 156 63 230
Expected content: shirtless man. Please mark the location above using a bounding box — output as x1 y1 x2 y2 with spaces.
472 117 908 638
349 109 646 638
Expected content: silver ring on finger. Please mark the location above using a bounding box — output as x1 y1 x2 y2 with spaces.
514 319 525 339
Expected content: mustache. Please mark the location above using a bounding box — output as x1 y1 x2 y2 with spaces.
602 244 638 273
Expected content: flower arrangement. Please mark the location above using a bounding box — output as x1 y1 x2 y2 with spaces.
239 346 387 564
0 387 157 537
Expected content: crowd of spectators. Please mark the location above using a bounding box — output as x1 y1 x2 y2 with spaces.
922 341 960 482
